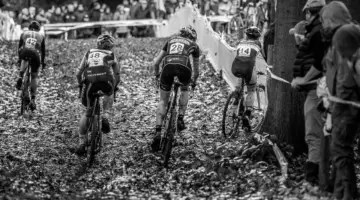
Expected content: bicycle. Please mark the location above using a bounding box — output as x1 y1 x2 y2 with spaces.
20 59 32 116
159 77 184 168
222 71 266 138
85 90 105 166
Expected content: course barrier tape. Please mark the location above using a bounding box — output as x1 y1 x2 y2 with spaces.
266 66 360 109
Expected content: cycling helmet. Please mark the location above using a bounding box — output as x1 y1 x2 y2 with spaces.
245 26 261 40
179 25 197 41
97 34 115 50
29 21 41 31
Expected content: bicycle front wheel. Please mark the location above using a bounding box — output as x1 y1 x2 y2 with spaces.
222 91 243 138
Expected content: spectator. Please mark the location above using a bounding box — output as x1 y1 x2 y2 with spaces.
78 14 93 38
75 4 86 22
244 2 255 26
73 1 79 10
165 0 178 16
229 8 245 36
29 6 36 20
290 0 326 185
18 8 30 29
263 22 275 61
256 0 268 31
321 1 356 199
36 8 50 25
90 2 101 21
50 7 63 23
64 4 77 22
100 6 113 21
113 4 130 38
90 2 102 36
132 0 155 37
229 0 240 15
218 0 231 16
129 0 140 19
209 0 219 16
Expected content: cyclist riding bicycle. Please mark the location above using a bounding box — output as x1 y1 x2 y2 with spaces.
15 20 46 110
151 25 200 152
75 34 120 155
231 26 263 131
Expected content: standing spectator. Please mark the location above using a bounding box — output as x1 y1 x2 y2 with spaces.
90 2 102 36
75 4 86 22
321 1 357 199
90 2 101 21
18 8 30 29
50 7 63 23
229 8 245 36
29 6 36 20
36 8 50 25
113 4 130 38
218 0 232 15
64 4 77 22
209 0 219 16
164 0 178 16
132 0 155 37
78 14 93 38
229 0 240 15
129 0 140 19
290 0 326 185
100 6 113 21
73 1 79 10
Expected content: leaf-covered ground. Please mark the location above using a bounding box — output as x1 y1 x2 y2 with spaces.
0 38 344 199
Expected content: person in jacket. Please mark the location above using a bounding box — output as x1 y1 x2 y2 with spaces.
75 4 86 22
290 0 326 185
50 7 63 23
113 4 130 38
321 2 358 199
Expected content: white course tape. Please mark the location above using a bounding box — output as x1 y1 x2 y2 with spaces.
267 66 360 109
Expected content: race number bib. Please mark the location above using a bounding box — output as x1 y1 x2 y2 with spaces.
169 43 185 54
88 52 106 67
237 45 251 57
25 38 37 49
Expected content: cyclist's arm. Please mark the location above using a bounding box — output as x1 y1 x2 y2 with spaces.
18 34 24 54
76 52 88 85
153 50 166 76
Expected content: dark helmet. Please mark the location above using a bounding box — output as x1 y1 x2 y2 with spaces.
29 21 41 31
245 26 261 40
179 25 197 41
97 34 115 50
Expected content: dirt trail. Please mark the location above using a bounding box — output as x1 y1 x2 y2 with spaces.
0 39 322 199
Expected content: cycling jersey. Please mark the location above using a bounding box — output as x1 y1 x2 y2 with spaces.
18 30 45 72
160 36 200 91
232 39 261 84
77 49 119 85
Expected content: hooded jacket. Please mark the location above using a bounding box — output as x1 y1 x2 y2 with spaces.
293 14 324 86
322 1 353 96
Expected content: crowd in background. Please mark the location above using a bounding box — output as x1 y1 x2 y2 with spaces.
0 0 270 38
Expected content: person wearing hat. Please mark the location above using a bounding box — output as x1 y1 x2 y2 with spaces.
321 2 359 199
290 0 326 185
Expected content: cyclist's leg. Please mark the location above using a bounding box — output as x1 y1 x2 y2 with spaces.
178 65 192 130
152 65 172 151
101 81 114 133
28 51 41 110
245 63 257 110
16 49 29 90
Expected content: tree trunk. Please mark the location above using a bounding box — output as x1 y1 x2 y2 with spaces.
263 0 307 154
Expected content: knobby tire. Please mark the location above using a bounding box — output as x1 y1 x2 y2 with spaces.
88 115 99 166
163 108 177 168
222 91 241 138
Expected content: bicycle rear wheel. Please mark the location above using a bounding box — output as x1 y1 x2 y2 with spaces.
162 107 177 168
20 65 30 115
222 91 244 138
88 115 100 166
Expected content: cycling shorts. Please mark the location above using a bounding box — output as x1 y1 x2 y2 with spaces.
81 81 113 116
160 63 192 91
231 58 257 85
19 48 41 73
